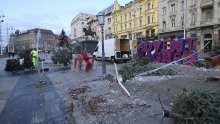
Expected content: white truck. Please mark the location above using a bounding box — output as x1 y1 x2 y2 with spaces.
93 38 131 62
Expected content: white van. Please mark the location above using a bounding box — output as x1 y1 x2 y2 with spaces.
93 38 131 62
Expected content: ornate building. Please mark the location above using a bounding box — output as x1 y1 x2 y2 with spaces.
9 28 58 52
70 12 93 42
158 0 185 39
87 16 99 40
186 0 220 51
102 4 114 40
112 0 159 40
159 0 220 52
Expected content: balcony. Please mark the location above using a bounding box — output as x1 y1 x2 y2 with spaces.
200 19 214 26
169 12 176 17
201 0 214 9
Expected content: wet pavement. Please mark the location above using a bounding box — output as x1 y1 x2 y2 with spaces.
0 73 69 124
0 56 126 124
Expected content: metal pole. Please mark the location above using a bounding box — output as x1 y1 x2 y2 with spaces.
101 25 106 76
133 0 137 40
0 13 3 55
7 23 9 52
157 0 160 41
183 0 187 39
12 34 14 52
0 21 2 55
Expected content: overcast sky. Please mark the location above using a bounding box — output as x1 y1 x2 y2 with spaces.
0 0 129 40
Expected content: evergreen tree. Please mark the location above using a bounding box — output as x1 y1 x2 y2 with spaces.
58 29 69 47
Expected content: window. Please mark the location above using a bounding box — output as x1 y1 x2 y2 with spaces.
162 7 166 15
108 18 111 24
74 28 76 37
148 3 151 10
121 16 122 21
146 31 149 38
125 14 127 20
152 3 154 9
148 16 150 24
121 25 123 31
163 21 166 29
171 19 175 28
129 34 132 40
206 11 213 21
140 8 142 14
152 17 154 23
181 1 184 10
82 22 84 24
129 12 131 18
191 14 196 24
125 24 127 30
129 23 131 29
136 32 142 39
192 0 196 5
171 4 175 13
181 16 184 26
151 29 155 37
140 19 142 26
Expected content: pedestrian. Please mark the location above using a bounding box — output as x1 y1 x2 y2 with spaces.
8 52 11 58
132 46 137 58
12 51 15 58
31 48 38 67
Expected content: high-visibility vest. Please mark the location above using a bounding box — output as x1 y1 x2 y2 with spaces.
31 50 37 58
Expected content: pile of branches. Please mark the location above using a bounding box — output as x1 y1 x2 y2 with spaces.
118 57 177 82
118 57 150 82
172 90 220 124
85 95 107 115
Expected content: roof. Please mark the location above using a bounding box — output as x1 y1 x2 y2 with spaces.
27 28 54 34
100 4 114 15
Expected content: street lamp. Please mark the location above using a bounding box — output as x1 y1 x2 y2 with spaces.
0 13 5 55
133 0 137 40
96 12 106 76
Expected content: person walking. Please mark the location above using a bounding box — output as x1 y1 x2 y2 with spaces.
8 52 11 58
11 51 15 58
132 46 137 58
31 48 38 67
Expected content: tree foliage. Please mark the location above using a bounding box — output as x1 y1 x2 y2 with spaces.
51 47 71 66
58 29 69 48
172 90 220 124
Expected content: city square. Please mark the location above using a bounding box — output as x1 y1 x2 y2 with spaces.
0 0 220 124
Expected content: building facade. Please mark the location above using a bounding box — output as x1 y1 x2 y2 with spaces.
159 0 220 51
102 4 114 40
87 16 99 40
86 4 114 41
158 0 185 39
70 12 93 42
10 28 58 52
186 0 220 51
112 0 159 40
